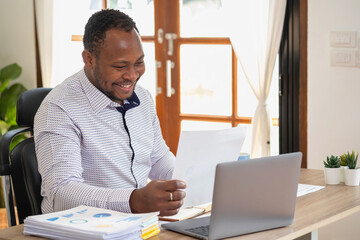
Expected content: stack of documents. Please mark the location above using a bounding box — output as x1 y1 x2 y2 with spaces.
140 215 160 239
23 205 160 240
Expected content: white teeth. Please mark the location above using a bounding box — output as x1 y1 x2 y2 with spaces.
120 84 132 88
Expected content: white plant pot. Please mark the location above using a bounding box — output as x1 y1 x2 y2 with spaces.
344 168 360 186
324 167 341 185
340 166 348 182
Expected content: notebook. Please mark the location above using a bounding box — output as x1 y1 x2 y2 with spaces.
162 152 302 240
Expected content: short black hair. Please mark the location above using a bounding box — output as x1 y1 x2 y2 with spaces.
83 9 139 56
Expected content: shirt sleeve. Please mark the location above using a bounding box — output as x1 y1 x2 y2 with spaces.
148 112 176 180
34 101 135 214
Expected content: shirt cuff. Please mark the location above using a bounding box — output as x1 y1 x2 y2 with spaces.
149 151 175 180
108 188 136 213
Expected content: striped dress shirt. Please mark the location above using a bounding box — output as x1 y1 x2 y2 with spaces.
34 69 175 214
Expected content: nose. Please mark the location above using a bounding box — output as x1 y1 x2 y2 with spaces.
124 66 139 81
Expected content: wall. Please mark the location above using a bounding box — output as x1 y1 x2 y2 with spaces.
0 0 36 90
308 0 360 170
308 1 360 239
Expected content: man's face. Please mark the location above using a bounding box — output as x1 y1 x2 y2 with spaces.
83 29 145 104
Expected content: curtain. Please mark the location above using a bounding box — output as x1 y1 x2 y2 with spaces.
225 0 286 158
34 0 54 87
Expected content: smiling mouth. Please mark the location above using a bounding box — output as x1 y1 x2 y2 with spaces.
116 82 134 92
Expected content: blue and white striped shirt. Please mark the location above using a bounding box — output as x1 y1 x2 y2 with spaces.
34 69 175 214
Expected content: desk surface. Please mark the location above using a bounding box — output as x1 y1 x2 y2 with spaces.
1 169 360 240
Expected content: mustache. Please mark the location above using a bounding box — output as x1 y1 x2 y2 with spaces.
120 78 140 84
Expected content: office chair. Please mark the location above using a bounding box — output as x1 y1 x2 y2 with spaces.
0 88 52 226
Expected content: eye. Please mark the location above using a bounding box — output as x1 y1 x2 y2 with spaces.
135 61 144 66
113 65 126 69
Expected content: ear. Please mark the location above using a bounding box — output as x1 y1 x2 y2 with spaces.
82 50 95 70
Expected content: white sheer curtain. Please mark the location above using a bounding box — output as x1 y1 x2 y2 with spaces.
34 0 54 87
225 0 286 158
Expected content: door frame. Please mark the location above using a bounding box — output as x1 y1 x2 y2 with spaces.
279 0 307 167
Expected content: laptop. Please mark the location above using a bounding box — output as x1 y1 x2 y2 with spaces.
162 152 302 240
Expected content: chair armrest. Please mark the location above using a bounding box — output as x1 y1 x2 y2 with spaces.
0 127 31 175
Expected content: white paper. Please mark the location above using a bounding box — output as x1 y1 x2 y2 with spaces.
297 184 325 197
173 127 246 207
23 205 158 240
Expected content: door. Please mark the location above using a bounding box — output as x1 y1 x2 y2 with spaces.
153 0 279 154
154 0 235 153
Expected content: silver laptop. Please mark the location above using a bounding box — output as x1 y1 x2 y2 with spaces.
162 152 302 240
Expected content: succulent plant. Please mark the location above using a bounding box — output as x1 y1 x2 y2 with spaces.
343 151 358 169
323 155 340 168
339 154 347 166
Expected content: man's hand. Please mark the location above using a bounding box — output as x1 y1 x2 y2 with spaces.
129 179 186 216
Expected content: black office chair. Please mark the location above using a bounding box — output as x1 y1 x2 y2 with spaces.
0 88 52 226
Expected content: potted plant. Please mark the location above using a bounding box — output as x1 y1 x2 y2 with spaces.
323 155 341 185
339 153 349 182
343 150 360 186
0 63 27 220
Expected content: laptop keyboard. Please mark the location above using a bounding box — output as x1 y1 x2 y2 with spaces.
185 225 210 237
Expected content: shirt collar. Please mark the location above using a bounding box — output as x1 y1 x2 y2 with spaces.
79 69 140 113
116 92 140 115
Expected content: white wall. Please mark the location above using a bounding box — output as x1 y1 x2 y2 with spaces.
308 1 360 239
308 0 360 170
0 0 36 90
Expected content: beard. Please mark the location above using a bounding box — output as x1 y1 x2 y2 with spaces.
92 66 137 104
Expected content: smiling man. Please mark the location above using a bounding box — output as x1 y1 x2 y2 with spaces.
34 9 186 216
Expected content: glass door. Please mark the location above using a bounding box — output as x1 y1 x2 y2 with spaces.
154 0 279 155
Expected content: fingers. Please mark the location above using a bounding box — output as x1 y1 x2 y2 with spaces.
160 208 181 216
167 189 186 202
156 179 186 191
156 181 186 215
167 198 184 210
159 198 184 216
159 188 186 216
129 180 187 215
171 179 187 189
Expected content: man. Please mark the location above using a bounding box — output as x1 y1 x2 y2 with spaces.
34 9 186 216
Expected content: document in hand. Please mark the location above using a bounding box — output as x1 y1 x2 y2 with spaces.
173 127 246 208
23 205 159 240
